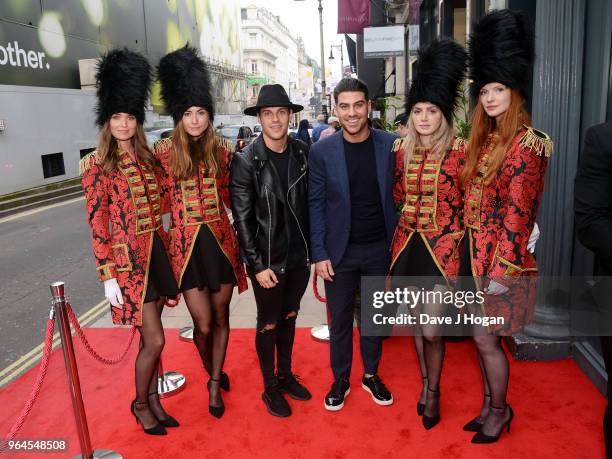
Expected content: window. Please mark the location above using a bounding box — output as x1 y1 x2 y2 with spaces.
41 153 65 178
251 62 258 73
79 147 95 158
241 9 247 20
249 33 256 40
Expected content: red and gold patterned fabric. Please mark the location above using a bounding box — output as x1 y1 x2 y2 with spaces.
153 136 247 293
80 150 171 326
390 137 466 281
464 125 552 333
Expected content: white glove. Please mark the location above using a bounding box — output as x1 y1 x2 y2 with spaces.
527 222 540 253
484 280 509 296
104 278 124 308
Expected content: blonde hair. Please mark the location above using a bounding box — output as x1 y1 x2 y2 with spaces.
170 120 219 180
402 114 454 171
96 121 155 173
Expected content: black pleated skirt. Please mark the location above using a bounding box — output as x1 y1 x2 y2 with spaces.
144 232 180 303
180 224 236 292
457 234 477 292
391 234 445 288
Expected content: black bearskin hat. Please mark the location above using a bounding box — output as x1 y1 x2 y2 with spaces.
95 48 152 127
407 39 467 123
468 9 534 99
158 45 214 124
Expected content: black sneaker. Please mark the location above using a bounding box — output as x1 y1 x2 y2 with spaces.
278 373 312 401
324 379 350 411
361 375 393 406
262 385 292 417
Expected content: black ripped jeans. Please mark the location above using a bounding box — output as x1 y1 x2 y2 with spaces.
249 260 310 388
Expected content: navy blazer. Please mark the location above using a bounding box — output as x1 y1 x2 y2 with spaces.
308 128 398 267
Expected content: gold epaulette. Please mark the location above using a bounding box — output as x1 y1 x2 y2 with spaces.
392 137 406 152
79 150 99 175
216 135 234 153
451 137 466 151
519 126 553 157
153 136 173 157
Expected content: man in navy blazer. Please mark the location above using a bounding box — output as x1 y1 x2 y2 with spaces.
309 78 398 411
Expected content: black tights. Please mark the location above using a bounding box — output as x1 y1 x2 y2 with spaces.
184 284 233 406
473 334 511 435
134 299 168 428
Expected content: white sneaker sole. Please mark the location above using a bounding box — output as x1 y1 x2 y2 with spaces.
361 382 394 406
324 387 351 411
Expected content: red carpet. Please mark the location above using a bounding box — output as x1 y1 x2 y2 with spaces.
0 328 605 458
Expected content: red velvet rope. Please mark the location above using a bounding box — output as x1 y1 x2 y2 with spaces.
66 303 136 365
1 318 55 450
312 272 327 303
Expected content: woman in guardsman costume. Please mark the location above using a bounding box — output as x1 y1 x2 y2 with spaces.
80 48 180 436
155 45 247 419
390 39 468 430
459 9 553 443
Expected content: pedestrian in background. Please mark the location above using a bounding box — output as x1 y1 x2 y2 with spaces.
460 9 552 443
311 113 328 142
393 112 409 138
231 84 312 417
80 48 179 436
155 45 248 419
295 118 312 145
318 116 341 141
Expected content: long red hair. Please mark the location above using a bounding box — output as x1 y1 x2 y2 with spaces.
459 88 531 188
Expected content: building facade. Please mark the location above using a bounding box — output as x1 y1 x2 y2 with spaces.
0 0 245 196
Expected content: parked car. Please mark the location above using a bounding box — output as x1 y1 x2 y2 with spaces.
217 125 256 152
146 128 173 146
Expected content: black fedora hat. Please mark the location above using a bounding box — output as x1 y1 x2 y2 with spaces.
244 84 303 116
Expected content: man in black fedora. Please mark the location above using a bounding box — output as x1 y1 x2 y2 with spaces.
230 84 312 417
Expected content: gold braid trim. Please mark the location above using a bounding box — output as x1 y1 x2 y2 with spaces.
392 137 406 152
451 137 466 151
79 150 99 175
153 136 173 157
518 126 553 157
215 135 233 154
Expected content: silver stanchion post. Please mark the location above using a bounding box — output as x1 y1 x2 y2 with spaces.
50 282 122 459
157 356 186 398
178 326 193 342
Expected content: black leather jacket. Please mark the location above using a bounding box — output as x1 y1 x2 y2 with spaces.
230 135 310 274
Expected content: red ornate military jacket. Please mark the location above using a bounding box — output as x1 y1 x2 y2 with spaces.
153 137 247 293
464 125 552 333
80 150 171 326
390 137 466 280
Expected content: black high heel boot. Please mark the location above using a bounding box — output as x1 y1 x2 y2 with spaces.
462 394 490 432
148 392 180 428
422 387 441 430
130 400 167 436
207 378 225 418
417 376 427 416
471 405 514 444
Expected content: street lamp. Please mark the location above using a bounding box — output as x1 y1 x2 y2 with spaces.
294 0 327 116
329 40 345 79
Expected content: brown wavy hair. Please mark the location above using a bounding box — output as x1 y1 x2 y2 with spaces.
96 121 155 173
170 120 219 180
459 88 531 188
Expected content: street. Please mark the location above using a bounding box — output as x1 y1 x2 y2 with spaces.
0 198 104 373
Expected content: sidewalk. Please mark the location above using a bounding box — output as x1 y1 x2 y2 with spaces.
90 268 328 329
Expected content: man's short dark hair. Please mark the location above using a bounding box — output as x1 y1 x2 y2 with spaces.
333 77 369 103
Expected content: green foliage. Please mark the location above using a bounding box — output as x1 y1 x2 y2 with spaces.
453 85 471 139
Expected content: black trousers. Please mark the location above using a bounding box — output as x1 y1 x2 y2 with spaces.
324 239 390 381
249 262 310 387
